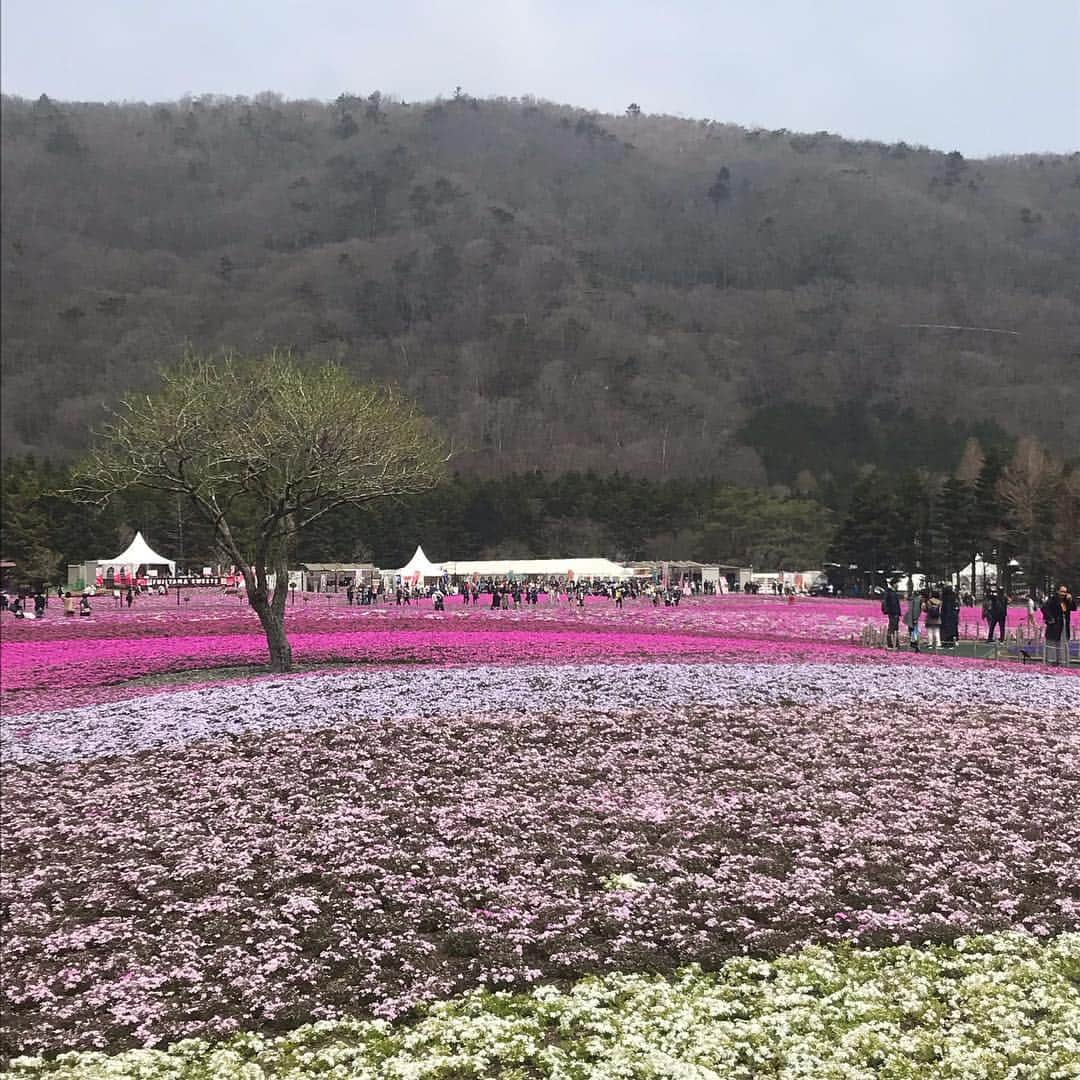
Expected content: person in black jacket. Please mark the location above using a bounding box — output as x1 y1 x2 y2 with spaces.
940 585 960 648
985 588 1009 642
1042 584 1075 666
882 585 902 649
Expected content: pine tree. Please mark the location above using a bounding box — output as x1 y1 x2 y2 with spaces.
829 468 896 590
973 446 1010 593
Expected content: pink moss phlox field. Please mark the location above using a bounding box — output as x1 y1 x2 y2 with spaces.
0 629 929 697
2 661 1074 766
3 591 1076 1060
0 592 1024 645
2 662 1077 1057
3 594 1062 717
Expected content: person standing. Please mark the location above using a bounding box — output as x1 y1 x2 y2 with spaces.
882 585 901 649
1026 595 1037 633
986 588 1008 642
924 591 943 650
940 586 960 648
1042 584 1075 666
904 592 923 652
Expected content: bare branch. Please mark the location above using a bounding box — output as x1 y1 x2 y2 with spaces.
65 350 446 673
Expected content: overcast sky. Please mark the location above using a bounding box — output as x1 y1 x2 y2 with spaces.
2 0 1077 157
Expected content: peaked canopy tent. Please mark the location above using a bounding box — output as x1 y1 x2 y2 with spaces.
957 556 1000 594
394 546 445 584
441 557 633 581
96 532 176 582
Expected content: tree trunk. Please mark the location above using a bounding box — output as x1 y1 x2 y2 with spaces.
221 516 295 674
242 537 294 673
249 591 293 672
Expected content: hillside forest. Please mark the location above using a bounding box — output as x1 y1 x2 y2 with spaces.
1 91 1078 586
3 92 1078 478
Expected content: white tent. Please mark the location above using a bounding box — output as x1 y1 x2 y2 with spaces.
442 557 632 580
958 555 999 590
395 546 445 581
97 531 176 575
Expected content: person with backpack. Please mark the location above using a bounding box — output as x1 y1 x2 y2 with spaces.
924 591 943 650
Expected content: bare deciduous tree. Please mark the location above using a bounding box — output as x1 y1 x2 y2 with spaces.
69 351 446 671
997 436 1059 592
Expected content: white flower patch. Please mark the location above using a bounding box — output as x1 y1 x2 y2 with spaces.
6 932 1078 1079
3 660 1076 765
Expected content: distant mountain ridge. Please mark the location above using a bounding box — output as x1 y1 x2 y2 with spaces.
2 91 1077 485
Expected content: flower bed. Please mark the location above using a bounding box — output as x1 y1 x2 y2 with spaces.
3 590 1076 1067
3 663 1077 1058
0 592 1028 645
7 933 1079 1078
4 597 1062 717
2 660 1073 765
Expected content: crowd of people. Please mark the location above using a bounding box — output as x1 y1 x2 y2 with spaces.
3 573 1074 666
880 582 1074 664
0 580 170 620
340 577 715 610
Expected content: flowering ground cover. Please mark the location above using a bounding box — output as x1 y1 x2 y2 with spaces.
0 660 1071 765
0 591 1025 645
0 594 1053 717
2 594 1076 1074
2 663 1077 1061
7 932 1079 1078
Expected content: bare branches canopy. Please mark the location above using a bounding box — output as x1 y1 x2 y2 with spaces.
69 351 446 670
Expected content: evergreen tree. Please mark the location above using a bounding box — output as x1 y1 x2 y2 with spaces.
939 474 977 587
829 468 896 589
973 446 1010 593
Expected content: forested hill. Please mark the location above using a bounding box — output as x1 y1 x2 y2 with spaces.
2 91 1078 489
